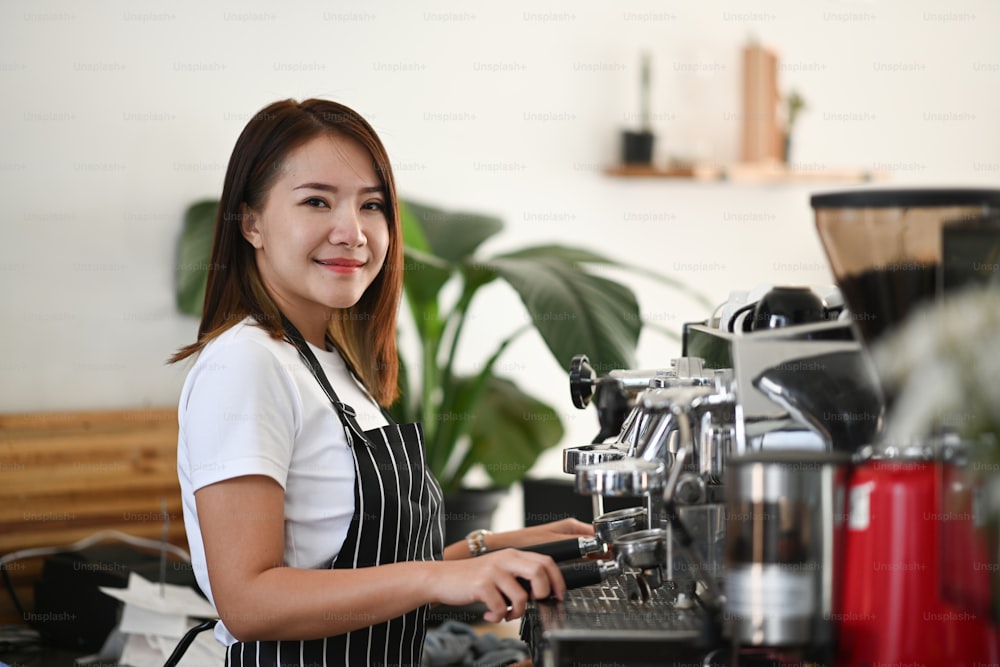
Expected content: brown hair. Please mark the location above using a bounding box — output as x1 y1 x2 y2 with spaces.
170 99 402 406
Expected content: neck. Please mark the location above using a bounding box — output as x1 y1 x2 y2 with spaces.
279 309 331 349
301 325 329 349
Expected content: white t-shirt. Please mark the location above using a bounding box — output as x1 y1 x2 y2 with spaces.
176 317 388 645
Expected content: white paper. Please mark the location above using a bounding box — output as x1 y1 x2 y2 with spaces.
118 632 167 667
119 601 188 639
99 571 217 620
96 571 222 666
117 625 226 667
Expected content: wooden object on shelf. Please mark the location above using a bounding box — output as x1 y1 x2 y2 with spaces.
741 43 783 164
0 407 184 625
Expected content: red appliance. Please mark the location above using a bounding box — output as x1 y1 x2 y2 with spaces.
838 454 1000 666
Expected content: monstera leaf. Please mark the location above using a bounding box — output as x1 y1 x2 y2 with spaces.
175 200 218 317
396 199 709 494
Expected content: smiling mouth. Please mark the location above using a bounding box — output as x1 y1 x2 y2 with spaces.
315 258 365 274
316 259 365 267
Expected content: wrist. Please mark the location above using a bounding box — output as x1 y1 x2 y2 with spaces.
465 528 493 557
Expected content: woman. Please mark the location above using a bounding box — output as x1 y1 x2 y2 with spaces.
171 98 593 666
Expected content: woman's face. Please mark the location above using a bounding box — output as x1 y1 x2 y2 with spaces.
241 133 390 337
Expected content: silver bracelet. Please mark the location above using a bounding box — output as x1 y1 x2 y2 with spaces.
465 528 492 557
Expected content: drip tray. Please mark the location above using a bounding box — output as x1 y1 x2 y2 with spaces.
521 575 714 666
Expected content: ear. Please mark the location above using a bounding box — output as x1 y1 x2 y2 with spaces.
240 203 263 249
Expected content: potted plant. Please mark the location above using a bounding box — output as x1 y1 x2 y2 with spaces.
394 200 645 541
174 198 707 542
782 89 807 164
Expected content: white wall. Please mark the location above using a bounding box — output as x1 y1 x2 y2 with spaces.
2 0 998 525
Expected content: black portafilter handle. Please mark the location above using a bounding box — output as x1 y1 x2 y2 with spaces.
558 559 608 590
515 536 603 562
514 560 615 598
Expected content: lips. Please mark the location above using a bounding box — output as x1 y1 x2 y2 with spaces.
315 258 365 267
315 257 366 275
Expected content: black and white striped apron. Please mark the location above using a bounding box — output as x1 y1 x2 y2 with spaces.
224 319 445 667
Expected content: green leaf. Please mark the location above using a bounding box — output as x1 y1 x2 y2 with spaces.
402 199 504 262
402 246 453 312
175 199 218 317
390 352 416 424
500 244 715 309
456 375 564 491
498 244 618 265
458 259 499 293
399 200 432 254
488 256 642 372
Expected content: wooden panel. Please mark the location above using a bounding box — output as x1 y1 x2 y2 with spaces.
0 408 187 625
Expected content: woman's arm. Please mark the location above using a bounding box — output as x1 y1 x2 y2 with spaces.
442 518 596 560
197 475 567 641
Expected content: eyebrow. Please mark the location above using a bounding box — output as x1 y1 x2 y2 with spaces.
293 182 384 195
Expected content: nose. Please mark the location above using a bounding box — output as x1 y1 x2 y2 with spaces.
328 205 366 247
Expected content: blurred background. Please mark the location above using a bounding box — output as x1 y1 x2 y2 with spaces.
2 0 998 526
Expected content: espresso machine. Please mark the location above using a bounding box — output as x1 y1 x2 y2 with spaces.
520 188 1000 666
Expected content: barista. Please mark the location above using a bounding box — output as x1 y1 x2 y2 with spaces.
170 98 592 666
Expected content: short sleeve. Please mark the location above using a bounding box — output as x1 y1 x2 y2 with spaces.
180 337 300 493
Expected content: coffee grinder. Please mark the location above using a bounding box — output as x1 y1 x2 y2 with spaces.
810 188 1000 666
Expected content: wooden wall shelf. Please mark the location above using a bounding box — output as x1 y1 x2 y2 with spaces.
605 164 722 180
605 162 885 184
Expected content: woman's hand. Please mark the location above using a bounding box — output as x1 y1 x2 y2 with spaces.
425 549 566 623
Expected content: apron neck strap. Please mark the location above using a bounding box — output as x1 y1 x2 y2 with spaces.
280 314 372 448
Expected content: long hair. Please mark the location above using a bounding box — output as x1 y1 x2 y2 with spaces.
170 99 402 406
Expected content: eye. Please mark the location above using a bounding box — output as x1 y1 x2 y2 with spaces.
303 197 328 208
362 200 385 212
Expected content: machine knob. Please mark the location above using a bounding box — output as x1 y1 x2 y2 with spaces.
569 354 596 409
674 473 707 505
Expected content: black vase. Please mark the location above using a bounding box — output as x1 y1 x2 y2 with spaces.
621 130 655 165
